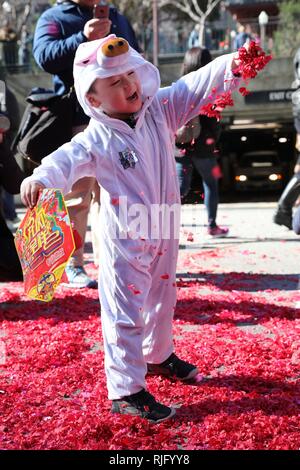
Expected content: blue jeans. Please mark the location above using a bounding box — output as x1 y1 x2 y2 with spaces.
175 156 193 199
176 156 219 228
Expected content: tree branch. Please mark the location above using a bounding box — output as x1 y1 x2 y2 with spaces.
206 0 222 18
159 0 201 23
191 0 204 17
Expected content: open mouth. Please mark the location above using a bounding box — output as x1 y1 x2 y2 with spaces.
127 91 138 102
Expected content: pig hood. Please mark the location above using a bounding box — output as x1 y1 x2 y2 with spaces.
73 34 160 126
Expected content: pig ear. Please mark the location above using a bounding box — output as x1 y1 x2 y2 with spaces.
74 34 117 66
74 41 99 66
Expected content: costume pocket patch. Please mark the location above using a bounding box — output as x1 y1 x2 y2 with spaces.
118 148 139 169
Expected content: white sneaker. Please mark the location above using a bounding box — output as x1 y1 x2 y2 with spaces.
65 265 97 289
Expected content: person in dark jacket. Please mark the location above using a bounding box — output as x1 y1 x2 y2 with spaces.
32 0 141 288
0 80 24 281
175 47 228 237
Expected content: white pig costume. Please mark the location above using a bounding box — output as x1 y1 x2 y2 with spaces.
23 35 237 399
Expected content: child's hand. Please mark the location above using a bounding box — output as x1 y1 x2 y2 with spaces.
232 41 250 71
21 179 45 209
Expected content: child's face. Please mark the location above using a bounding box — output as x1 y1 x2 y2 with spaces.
86 70 142 119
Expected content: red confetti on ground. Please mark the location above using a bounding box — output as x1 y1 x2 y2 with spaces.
0 251 299 450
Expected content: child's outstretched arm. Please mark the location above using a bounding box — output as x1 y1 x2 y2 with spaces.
20 133 97 208
157 52 240 134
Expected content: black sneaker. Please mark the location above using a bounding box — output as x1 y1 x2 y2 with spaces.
111 389 176 423
147 353 198 381
273 210 292 230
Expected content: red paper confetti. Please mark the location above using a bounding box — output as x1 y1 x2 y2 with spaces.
127 283 141 295
239 87 250 97
1 243 299 449
211 165 223 180
233 41 272 80
200 42 271 120
200 91 234 120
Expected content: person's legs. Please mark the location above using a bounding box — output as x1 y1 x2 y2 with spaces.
99 231 157 399
2 190 17 220
90 180 101 267
175 156 193 200
192 157 219 227
0 217 23 281
192 157 228 237
292 204 300 234
64 177 97 287
142 241 178 365
99 236 175 422
142 238 198 380
65 176 96 266
273 171 300 229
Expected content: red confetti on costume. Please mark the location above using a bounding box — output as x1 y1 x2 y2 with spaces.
160 274 170 280
200 91 234 120
128 284 141 295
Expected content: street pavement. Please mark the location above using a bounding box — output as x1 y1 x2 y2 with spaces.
178 202 299 275
176 202 300 310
